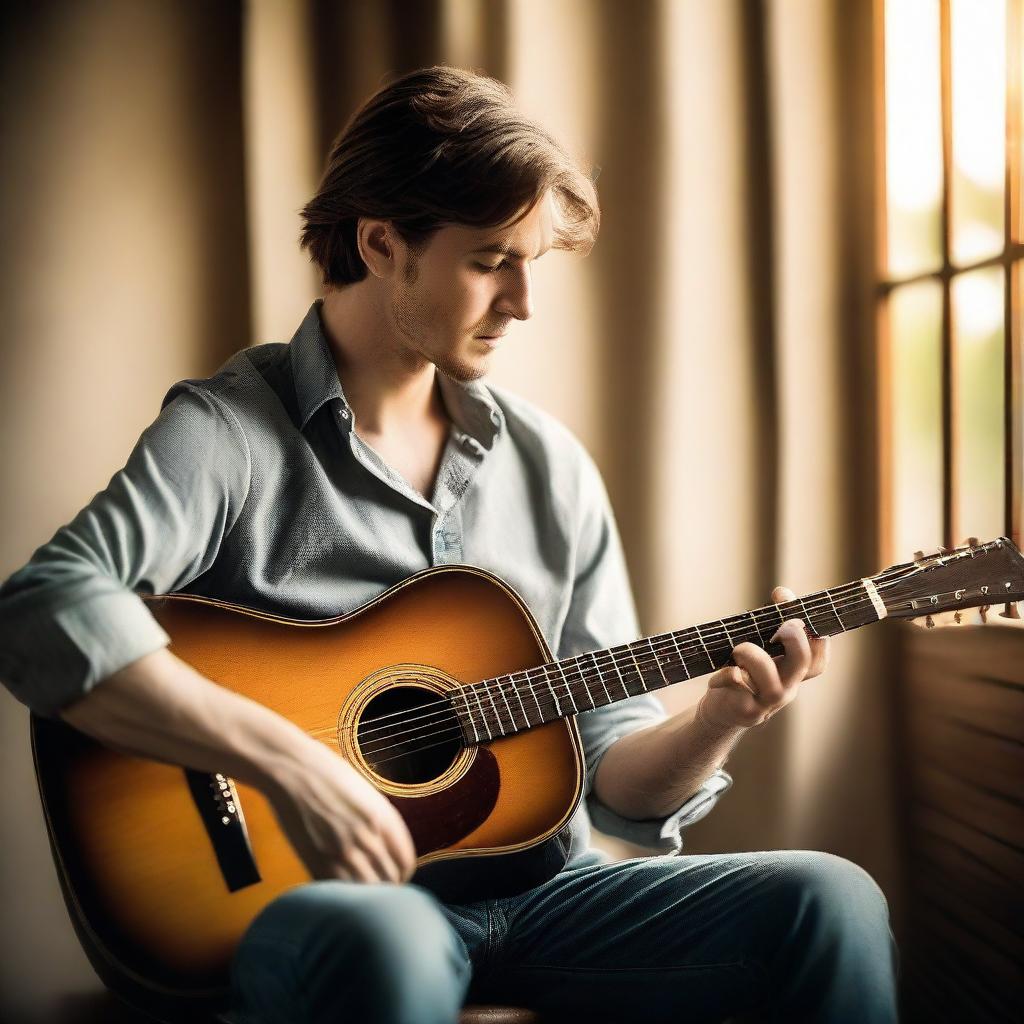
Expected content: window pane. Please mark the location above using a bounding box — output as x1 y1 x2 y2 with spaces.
953 267 1005 541
885 0 944 276
891 281 945 559
950 0 1006 266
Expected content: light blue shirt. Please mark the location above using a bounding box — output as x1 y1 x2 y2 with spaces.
0 299 730 861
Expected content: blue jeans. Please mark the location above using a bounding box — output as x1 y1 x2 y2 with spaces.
230 848 899 1024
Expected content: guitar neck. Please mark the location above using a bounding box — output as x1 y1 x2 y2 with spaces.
455 563 904 744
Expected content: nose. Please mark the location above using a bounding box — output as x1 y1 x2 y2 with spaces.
494 263 533 323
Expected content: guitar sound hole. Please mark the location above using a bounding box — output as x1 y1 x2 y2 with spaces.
356 685 463 785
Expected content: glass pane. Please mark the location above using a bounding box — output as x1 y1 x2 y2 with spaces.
885 0 944 276
950 0 1006 266
891 281 945 560
953 267 1005 542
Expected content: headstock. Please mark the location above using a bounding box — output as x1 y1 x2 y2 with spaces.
876 536 1024 628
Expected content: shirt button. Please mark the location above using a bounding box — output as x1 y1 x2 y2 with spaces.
339 409 350 420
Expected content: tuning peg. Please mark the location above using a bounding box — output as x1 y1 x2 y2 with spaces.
913 550 925 561
979 604 990 624
953 610 962 624
999 601 1022 620
967 536 980 547
925 614 935 628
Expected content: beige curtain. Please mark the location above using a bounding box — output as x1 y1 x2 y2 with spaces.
0 2 897 1017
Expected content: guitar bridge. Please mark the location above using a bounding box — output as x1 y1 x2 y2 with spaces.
184 769 261 892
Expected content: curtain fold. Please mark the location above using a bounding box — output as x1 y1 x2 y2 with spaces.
0 1 896 1016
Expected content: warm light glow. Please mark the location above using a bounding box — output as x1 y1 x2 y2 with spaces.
951 0 1007 264
890 282 945 558
885 0 944 274
951 0 1006 189
953 265 1004 337
885 0 943 210
953 266 1005 541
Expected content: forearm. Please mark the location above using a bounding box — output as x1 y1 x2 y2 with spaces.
58 646 312 793
592 701 746 820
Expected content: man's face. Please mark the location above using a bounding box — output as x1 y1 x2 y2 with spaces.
385 191 555 382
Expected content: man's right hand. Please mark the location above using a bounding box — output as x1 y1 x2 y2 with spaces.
60 646 418 886
260 737 418 884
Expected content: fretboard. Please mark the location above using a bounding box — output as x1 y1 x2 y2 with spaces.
453 570 896 745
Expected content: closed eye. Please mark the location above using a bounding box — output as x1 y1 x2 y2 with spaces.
475 262 504 273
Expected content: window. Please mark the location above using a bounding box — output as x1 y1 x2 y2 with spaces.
878 0 1023 601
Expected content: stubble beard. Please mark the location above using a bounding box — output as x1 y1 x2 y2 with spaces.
391 279 488 385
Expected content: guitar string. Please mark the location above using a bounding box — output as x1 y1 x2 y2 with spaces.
319 561 941 750
359 585 1006 770
313 563 930 750
311 574 892 746
354 572 997 759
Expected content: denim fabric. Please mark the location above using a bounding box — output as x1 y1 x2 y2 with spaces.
230 847 899 1024
0 299 731 856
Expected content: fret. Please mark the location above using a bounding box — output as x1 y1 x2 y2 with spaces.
529 666 546 723
646 637 668 685
669 631 691 678
589 651 610 707
486 683 505 736
693 624 716 672
472 686 492 741
563 659 580 714
498 676 518 730
749 609 767 649
824 588 846 631
628 645 647 691
720 618 737 651
795 596 821 638
511 672 532 727
458 690 480 744
771 603 787 633
620 644 647 692
550 663 567 717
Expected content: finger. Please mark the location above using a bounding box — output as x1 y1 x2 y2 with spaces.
732 642 784 704
772 584 829 680
805 634 831 678
772 619 812 688
381 805 418 880
343 843 387 884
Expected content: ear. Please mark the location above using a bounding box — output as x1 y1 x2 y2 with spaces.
356 218 393 279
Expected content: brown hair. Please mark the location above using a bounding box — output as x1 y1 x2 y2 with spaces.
299 65 600 287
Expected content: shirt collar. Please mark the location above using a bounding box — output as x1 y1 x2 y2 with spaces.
288 298 505 448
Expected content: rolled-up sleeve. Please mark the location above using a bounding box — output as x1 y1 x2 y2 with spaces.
559 447 731 854
0 382 251 717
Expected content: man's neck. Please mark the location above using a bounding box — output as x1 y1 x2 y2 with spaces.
319 285 447 437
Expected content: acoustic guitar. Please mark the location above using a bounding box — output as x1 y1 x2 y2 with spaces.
30 536 1024 1017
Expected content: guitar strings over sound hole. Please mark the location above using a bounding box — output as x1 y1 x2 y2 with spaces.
356 685 463 785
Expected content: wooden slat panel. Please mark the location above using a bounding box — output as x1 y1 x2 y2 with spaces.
911 764 1024 850
911 874 1024 995
908 714 1024 803
907 668 1024 738
912 803 1024 885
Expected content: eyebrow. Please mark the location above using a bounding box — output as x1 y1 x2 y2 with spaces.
470 242 552 260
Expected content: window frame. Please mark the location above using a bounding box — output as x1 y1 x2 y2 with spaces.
875 0 1023 590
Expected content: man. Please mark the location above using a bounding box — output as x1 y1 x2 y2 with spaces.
0 66 897 1022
